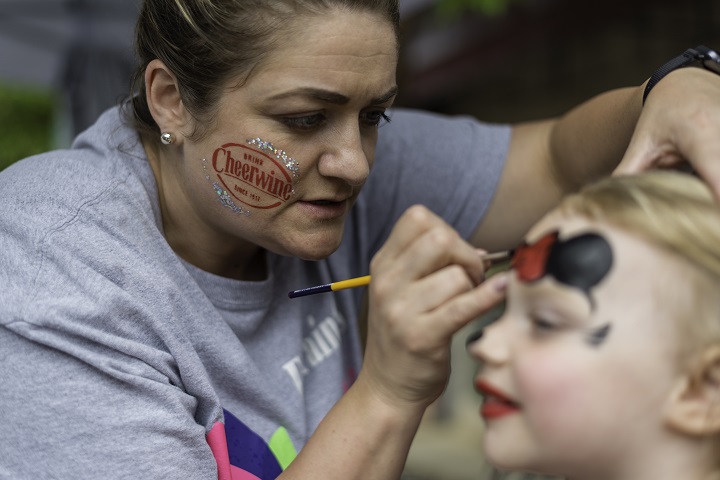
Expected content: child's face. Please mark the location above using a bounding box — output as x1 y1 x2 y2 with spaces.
468 212 683 478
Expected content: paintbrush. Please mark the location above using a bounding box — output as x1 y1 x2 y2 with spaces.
288 250 512 299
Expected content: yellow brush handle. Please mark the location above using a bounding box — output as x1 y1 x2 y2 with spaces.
289 251 510 299
330 275 371 291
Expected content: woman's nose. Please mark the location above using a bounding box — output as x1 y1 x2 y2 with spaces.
317 127 371 186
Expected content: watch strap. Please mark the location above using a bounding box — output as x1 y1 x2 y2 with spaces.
642 46 719 104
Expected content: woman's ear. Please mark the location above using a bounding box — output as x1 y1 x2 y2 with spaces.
144 59 187 143
664 345 720 436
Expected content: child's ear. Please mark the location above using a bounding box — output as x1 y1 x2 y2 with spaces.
664 345 720 436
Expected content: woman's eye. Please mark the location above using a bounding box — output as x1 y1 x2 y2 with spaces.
361 109 390 127
280 114 327 131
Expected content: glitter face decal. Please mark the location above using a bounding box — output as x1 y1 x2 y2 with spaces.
512 230 613 308
203 159 251 216
247 138 300 180
205 140 298 213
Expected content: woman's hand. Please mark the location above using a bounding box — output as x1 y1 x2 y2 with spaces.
615 67 720 201
359 204 508 411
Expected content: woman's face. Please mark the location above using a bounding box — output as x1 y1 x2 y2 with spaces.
173 9 398 261
467 212 684 478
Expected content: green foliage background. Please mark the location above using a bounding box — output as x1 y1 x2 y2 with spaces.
0 83 55 171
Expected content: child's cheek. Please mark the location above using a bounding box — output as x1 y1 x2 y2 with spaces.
515 352 594 440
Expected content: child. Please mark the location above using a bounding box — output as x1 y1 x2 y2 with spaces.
467 171 720 480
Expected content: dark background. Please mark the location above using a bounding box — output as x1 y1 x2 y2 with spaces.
1 0 719 170
396 0 720 121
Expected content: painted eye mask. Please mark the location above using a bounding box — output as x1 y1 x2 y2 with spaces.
467 230 615 349
512 229 613 310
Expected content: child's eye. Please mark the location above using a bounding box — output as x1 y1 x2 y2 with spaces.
361 109 390 127
530 316 558 332
280 114 327 131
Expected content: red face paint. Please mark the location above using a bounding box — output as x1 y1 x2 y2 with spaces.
511 230 560 282
511 230 613 311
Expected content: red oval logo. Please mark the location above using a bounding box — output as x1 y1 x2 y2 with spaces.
211 143 294 209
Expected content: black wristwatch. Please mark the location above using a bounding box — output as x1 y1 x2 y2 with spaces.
643 45 720 104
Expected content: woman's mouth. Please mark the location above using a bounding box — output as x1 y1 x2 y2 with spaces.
298 198 349 219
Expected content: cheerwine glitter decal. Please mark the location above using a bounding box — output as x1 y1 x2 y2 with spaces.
207 141 296 212
203 159 251 216
247 138 300 180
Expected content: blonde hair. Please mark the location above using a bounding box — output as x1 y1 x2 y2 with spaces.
560 172 720 351
561 171 720 276
560 170 720 367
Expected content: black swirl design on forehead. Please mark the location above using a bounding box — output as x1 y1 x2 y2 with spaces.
512 230 613 308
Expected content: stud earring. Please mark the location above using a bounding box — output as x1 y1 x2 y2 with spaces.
160 132 175 145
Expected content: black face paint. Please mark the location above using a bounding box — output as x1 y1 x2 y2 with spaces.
512 230 615 348
512 230 613 309
585 323 612 347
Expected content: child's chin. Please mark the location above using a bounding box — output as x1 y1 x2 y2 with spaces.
483 448 535 476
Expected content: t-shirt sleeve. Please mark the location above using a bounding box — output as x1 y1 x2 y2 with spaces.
0 323 221 479
359 107 511 256
0 155 223 479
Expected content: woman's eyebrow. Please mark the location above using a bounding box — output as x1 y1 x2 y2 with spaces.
370 86 399 104
267 86 398 105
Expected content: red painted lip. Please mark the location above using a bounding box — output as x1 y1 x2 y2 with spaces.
475 379 521 420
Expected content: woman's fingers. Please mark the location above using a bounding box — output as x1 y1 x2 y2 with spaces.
372 205 486 287
615 68 720 203
362 204 507 408
424 272 509 341
362 272 509 407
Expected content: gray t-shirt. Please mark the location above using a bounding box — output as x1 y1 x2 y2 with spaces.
0 106 509 479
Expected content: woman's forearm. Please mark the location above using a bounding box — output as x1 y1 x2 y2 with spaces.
279 376 426 479
549 84 643 192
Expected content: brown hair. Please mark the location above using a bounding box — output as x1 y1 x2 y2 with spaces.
123 0 400 143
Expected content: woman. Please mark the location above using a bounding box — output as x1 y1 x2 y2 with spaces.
1 0 720 478
468 171 720 480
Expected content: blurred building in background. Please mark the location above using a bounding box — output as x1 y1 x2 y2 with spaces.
397 0 720 122
0 0 138 148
